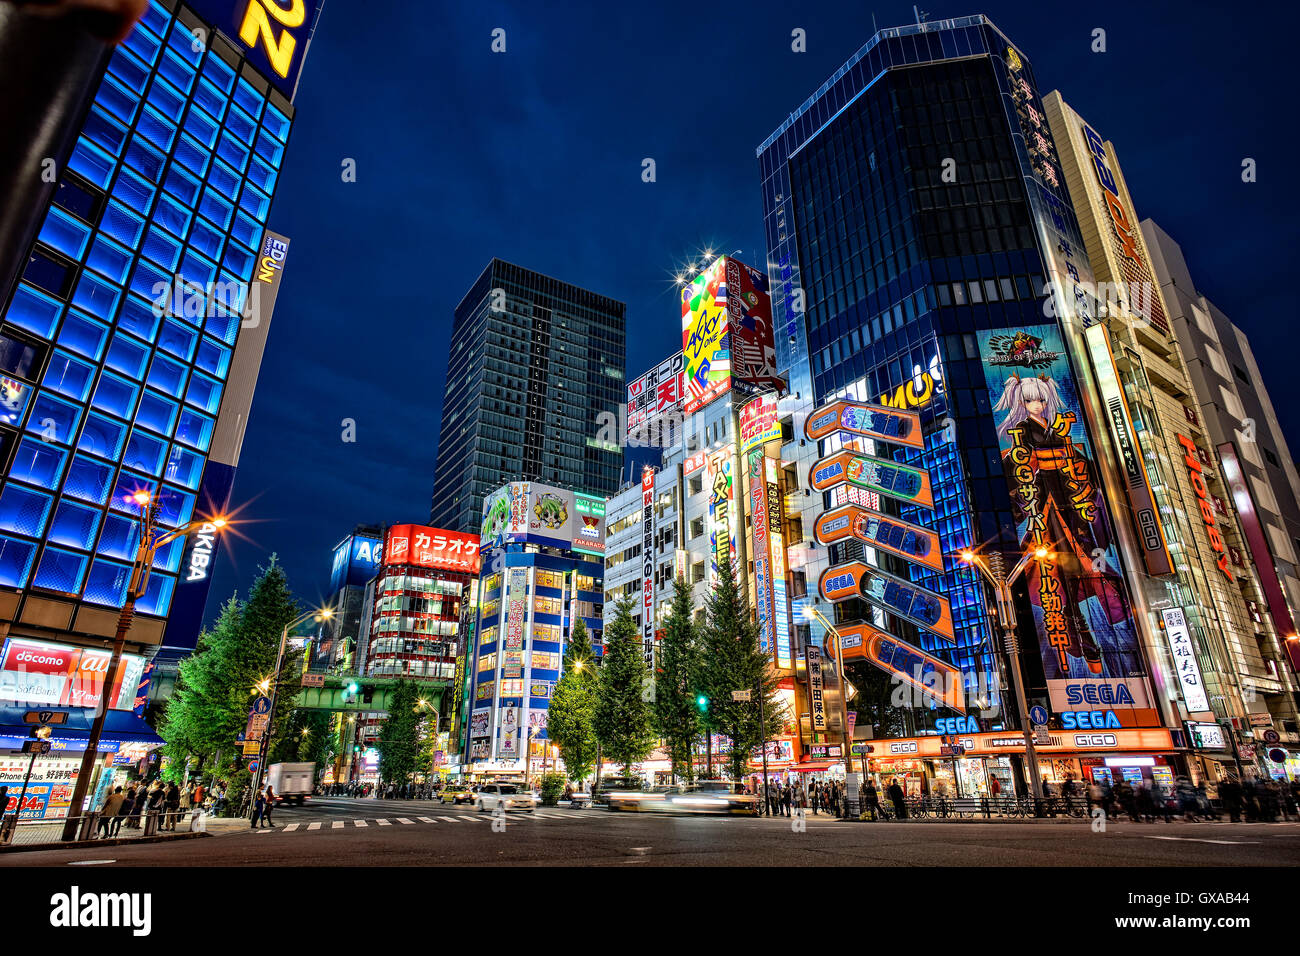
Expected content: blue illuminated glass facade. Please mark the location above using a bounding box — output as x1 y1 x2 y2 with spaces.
0 1 294 621
758 17 1087 728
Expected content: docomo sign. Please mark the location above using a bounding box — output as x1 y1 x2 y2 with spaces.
0 638 144 711
385 525 480 574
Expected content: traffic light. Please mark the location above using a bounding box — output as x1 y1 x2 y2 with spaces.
353 744 361 754
696 695 708 713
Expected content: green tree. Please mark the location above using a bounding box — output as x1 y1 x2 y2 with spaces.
269 709 335 767
653 576 701 784
159 558 302 785
547 617 598 784
593 599 655 777
377 679 421 784
697 551 786 782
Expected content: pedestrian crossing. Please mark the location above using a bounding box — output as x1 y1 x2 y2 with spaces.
266 809 597 834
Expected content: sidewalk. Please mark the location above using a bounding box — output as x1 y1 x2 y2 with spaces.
0 829 209 853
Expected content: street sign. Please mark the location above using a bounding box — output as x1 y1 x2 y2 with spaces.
1268 748 1287 764
247 760 259 773
22 740 51 754
242 741 261 756
301 673 326 688
1029 705 1049 726
1262 729 1281 745
24 710 68 724
731 689 752 702
1033 723 1049 739
850 743 870 756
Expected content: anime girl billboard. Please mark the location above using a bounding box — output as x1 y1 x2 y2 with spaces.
978 325 1143 681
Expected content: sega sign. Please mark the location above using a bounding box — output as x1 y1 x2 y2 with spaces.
1060 710 1122 730
812 460 845 488
1048 677 1151 714
934 716 980 735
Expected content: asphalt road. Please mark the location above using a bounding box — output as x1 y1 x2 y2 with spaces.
7 797 1300 867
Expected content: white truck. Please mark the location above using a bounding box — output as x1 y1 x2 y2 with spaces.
266 762 315 805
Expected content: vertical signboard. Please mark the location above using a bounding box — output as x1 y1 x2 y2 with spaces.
766 456 792 669
682 258 732 414
806 645 827 732
641 467 656 669
1160 607 1210 714
978 326 1145 682
1084 325 1173 577
725 258 783 392
626 352 685 441
707 450 736 581
749 451 773 657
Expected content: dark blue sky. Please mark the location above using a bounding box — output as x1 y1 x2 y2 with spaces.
203 0 1299 620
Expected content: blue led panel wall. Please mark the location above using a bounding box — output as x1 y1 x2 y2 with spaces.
0 1 294 618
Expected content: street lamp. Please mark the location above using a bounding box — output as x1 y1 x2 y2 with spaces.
960 546 1047 806
250 605 334 803
61 491 229 840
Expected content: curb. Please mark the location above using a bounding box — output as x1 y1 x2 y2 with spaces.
0 830 211 853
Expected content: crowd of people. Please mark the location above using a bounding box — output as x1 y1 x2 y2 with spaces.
754 779 848 816
318 781 439 799
1085 775 1298 823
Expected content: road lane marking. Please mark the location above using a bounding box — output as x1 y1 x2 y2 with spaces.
376 819 391 826
283 823 299 832
1142 835 1259 845
67 860 115 865
456 815 480 822
418 817 436 823
331 821 344 829
354 820 367 827
397 818 414 825
308 822 321 830
438 816 458 823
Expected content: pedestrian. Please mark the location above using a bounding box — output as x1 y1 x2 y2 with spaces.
122 786 139 828
863 780 881 821
782 783 792 817
250 787 265 828
886 777 907 820
98 787 125 838
164 782 181 830
111 787 130 837
262 785 276 827
146 781 166 827
990 775 1002 801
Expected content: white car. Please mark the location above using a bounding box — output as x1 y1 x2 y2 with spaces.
475 783 536 812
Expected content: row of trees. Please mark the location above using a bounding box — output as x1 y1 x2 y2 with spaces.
548 552 784 785
159 559 334 787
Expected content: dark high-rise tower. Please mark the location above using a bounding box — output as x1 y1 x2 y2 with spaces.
430 259 626 533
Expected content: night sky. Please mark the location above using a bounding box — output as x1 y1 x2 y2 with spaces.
202 0 1299 622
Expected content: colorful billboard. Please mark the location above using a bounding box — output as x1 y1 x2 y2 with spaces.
818 561 954 642
0 638 145 711
681 256 781 415
809 449 934 509
641 467 656 668
385 525 479 574
1160 607 1210 714
480 482 606 557
978 325 1144 681
739 394 782 454
626 352 684 440
765 456 792 669
804 399 923 449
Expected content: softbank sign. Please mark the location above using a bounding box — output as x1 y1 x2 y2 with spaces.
186 523 222 582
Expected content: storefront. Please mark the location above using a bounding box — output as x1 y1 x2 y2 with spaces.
864 727 1178 797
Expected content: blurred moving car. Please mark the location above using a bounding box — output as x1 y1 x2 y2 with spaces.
608 780 759 816
475 783 537 813
441 784 477 805
592 777 651 808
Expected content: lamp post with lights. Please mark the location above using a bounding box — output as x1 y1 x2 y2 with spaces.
960 546 1046 806
800 604 858 787
250 605 334 802
61 490 229 840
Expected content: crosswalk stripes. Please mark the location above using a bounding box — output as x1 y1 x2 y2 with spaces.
255 808 606 835
417 817 436 823
455 815 480 823
283 823 300 832
331 821 344 829
438 816 458 823
354 820 367 827
397 818 414 825
307 822 321 830
376 819 391 826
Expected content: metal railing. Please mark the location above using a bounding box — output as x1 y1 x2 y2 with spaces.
0 808 206 847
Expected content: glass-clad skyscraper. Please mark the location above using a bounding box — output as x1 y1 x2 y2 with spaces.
430 259 627 534
758 17 1179 790
0 0 314 650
